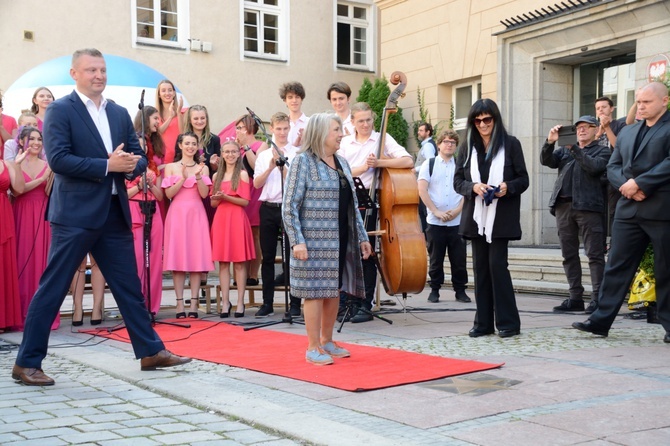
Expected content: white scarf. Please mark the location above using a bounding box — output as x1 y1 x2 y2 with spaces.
470 145 505 243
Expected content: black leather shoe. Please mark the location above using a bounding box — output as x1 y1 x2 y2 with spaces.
140 350 192 371
351 309 373 323
572 320 609 337
584 300 598 315
498 329 520 338
554 299 585 312
427 290 440 303
664 332 670 343
468 328 494 338
455 291 472 303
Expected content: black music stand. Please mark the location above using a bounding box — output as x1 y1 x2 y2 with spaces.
336 178 393 333
243 108 303 331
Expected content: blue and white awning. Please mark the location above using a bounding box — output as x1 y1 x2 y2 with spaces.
3 54 187 119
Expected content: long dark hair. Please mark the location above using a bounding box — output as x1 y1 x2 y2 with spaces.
173 132 199 163
133 106 164 158
459 98 508 165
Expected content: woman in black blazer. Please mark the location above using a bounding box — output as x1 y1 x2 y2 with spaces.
454 99 529 338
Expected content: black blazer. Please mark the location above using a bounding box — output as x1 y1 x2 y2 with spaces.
608 110 670 221
43 91 147 230
454 134 529 240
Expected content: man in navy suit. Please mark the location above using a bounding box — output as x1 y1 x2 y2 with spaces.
12 48 190 386
573 81 670 341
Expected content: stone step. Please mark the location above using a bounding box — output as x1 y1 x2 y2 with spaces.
439 246 595 297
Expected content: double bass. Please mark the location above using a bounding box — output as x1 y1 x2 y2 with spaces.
366 72 427 296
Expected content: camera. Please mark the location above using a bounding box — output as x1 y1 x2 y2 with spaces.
557 125 577 146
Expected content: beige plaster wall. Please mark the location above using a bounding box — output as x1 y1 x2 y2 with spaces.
0 0 377 132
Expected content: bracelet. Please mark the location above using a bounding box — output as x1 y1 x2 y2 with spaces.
195 176 202 181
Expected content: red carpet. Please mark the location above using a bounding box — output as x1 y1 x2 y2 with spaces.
85 320 502 391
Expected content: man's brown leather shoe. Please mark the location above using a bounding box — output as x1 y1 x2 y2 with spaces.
12 365 55 386
140 349 192 371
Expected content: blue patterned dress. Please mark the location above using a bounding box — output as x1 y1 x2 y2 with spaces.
282 151 368 299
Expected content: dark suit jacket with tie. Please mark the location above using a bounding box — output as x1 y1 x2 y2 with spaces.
44 90 147 229
607 110 670 220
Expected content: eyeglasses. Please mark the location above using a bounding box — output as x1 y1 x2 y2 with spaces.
235 125 246 131
474 117 493 126
576 125 596 132
441 140 457 147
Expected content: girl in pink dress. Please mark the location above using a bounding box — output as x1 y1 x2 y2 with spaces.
162 132 214 318
0 156 25 332
156 80 183 164
128 106 165 316
235 114 268 286
211 141 255 318
11 127 59 330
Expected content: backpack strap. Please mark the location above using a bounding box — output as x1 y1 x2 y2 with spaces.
429 157 436 177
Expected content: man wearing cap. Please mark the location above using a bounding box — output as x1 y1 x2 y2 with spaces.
540 116 611 313
572 81 670 341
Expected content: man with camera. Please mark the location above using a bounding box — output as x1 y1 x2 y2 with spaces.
540 116 611 314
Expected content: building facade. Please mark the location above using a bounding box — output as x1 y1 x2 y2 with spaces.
0 0 380 132
375 0 670 245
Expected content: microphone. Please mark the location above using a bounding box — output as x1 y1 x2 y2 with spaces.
138 89 145 110
247 106 288 167
246 106 264 130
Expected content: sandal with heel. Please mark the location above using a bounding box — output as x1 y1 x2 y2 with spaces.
175 298 186 319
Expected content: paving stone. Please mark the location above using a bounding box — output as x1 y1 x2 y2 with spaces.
29 416 88 429
150 430 224 445
21 427 80 439
112 426 160 437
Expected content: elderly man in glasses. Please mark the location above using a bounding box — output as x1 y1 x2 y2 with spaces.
541 116 611 314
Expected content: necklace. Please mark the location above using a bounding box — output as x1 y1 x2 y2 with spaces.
180 161 196 167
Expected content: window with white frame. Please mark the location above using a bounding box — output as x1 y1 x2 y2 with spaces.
133 0 189 49
336 1 374 71
243 0 287 60
452 81 482 130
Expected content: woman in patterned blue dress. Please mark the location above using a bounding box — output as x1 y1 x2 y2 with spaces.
282 113 372 365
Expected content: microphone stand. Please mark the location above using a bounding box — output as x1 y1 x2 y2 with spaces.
243 107 302 331
109 90 189 333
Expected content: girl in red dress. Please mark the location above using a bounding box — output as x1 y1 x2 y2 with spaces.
211 141 255 318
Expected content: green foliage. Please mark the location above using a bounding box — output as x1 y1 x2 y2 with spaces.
411 88 430 146
410 86 451 147
356 76 409 148
639 244 654 280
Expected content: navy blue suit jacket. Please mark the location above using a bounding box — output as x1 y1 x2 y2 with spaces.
43 90 147 229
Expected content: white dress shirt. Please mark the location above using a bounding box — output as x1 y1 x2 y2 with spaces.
255 143 298 203
288 113 309 147
75 89 116 193
417 155 463 227
338 131 411 188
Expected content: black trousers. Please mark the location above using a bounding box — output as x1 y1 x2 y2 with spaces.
470 237 520 333
590 217 670 332
259 202 299 308
426 224 468 292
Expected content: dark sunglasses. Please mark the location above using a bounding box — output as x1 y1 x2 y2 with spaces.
474 116 493 126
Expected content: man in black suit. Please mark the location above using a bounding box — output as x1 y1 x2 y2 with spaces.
573 81 670 341
12 48 190 386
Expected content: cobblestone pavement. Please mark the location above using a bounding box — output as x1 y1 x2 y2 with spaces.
2 292 670 445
